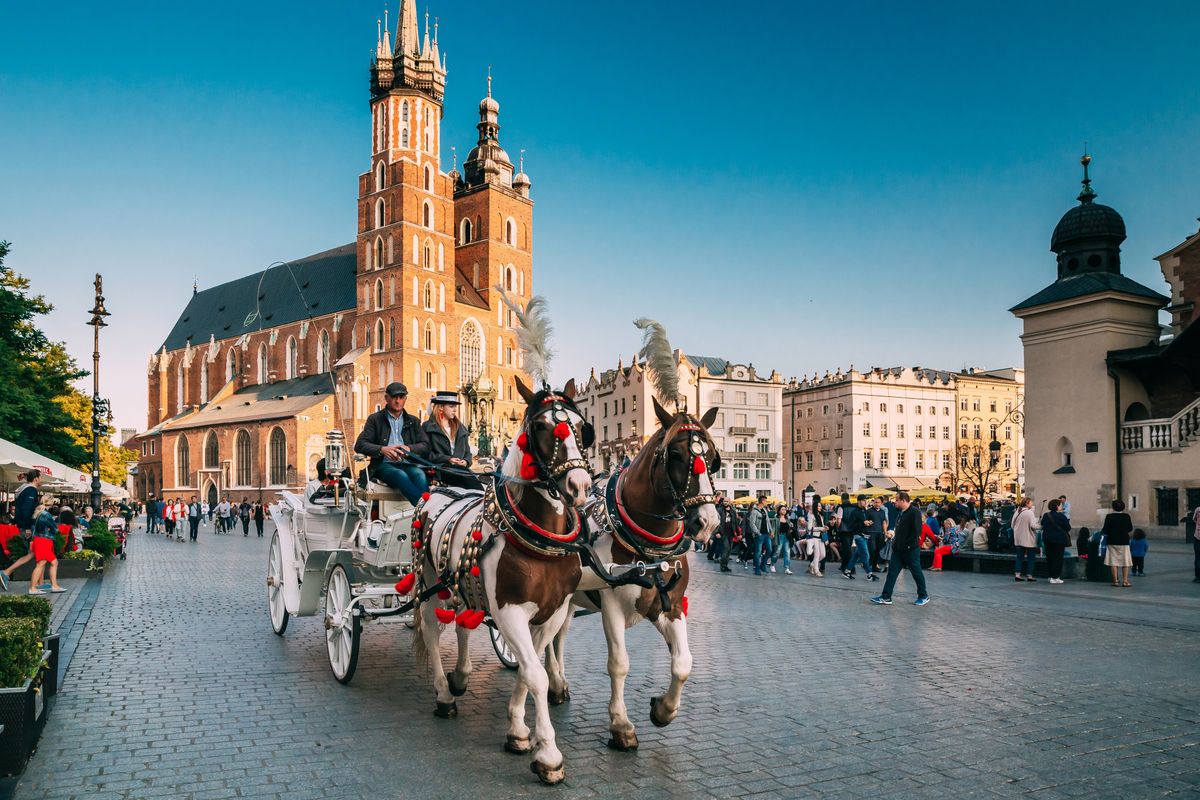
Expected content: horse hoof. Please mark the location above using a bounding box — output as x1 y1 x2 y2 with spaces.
504 735 532 754
446 671 468 697
649 696 673 728
434 700 458 719
607 730 639 751
530 760 565 785
548 686 570 705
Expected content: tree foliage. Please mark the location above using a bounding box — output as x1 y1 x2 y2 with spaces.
0 240 89 466
56 389 138 485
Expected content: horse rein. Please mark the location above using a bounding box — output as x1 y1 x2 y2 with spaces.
516 394 591 497
646 421 719 523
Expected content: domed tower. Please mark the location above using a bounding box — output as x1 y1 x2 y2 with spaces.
1051 154 1127 279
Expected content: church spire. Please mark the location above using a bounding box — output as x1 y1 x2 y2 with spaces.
399 0 419 56
1078 148 1096 205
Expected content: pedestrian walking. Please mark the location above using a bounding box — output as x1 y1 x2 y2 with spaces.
746 497 769 576
201 500 210 524
713 495 735 572
870 491 929 606
1130 529 1148 576
771 504 793 574
835 493 856 576
1 471 43 591
1012 497 1039 582
1040 499 1071 584
253 500 265 537
239 497 252 536
865 496 889 572
146 494 159 533
27 504 65 595
1102 499 1134 587
187 496 202 542
217 498 232 533
842 495 877 581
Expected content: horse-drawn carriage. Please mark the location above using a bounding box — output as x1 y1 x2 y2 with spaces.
266 431 516 684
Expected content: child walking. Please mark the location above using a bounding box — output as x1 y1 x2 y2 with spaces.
1130 529 1149 577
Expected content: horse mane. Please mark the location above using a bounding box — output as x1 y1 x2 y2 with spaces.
633 318 678 409
497 288 554 388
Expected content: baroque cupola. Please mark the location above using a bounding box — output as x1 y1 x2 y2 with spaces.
462 73 515 188
1050 153 1127 279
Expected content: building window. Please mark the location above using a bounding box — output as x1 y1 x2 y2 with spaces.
374 319 385 353
424 321 435 352
423 241 432 269
733 462 749 480
942 452 951 470
822 404 829 415
257 343 268 384
459 321 482 383
317 330 331 373
880 403 887 412
756 463 771 480
423 165 432 191
225 348 237 382
734 391 747 405
960 399 968 411
423 280 434 310
972 400 980 412
961 423 968 439
863 450 872 469
1004 453 1012 470
1005 425 1012 441
268 427 287 486
375 161 385 191
805 426 812 440
505 218 515 245
235 430 252 486
835 451 843 469
973 424 981 440
915 426 923 439
821 425 829 439
819 452 830 470
896 450 906 469
929 406 935 415
176 437 190 487
757 392 768 406
862 402 869 412
204 431 219 469
990 401 997 413
835 422 844 437
928 425 936 439
735 441 748 453
756 437 769 453
375 198 385 228
460 218 472 244
989 423 997 439
805 452 813 471
897 404 904 413
836 402 844 413
880 423 888 437
915 452 924 470
915 405 922 415
879 450 889 469
793 454 803 472
943 426 950 440
423 202 432 228
897 424 905 438
863 423 870 437
712 390 724 403
807 407 814 418
285 336 298 379
374 237 383 269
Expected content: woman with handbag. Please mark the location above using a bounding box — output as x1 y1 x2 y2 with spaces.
1012 497 1039 582
1039 499 1072 584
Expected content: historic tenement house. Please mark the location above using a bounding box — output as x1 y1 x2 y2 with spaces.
133 1 535 502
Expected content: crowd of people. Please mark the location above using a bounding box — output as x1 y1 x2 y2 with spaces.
0 468 102 594
142 495 267 542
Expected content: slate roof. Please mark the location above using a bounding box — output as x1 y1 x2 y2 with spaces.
166 374 334 431
160 244 358 351
685 355 729 376
1010 272 1169 312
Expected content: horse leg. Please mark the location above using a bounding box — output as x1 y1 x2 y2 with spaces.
545 609 572 705
494 604 565 785
446 622 472 697
648 615 692 728
601 594 638 751
419 600 457 718
504 677 532 755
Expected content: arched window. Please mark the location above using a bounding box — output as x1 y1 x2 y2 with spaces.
423 280 434 310
459 321 482 384
317 329 330 373
460 218 472 244
423 165 432 191
422 202 432 228
374 319 385 352
375 198 385 228
374 237 383 269
423 240 432 270
285 336 298 379
374 278 384 310
505 217 514 245
401 128 409 148
424 320 435 352
755 463 771 480
176 436 190 486
423 107 432 151
257 343 268 384
389 318 397 349
425 368 434 390
235 430 252 486
733 462 750 480
225 348 237 382
204 431 219 469
505 267 513 291
268 427 287 486
375 161 384 191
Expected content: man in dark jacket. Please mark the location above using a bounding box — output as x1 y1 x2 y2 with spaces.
422 391 483 491
838 494 864 577
353 382 430 504
871 491 929 606
713 495 735 572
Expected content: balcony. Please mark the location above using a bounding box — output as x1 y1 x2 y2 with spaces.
720 449 778 461
1120 397 1200 453
728 426 757 437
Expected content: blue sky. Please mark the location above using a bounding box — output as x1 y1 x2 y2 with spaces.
3 0 1199 435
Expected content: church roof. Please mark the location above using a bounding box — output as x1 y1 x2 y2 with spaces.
160 244 358 352
167 374 334 431
1010 272 1169 312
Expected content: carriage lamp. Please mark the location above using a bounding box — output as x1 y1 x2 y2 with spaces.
325 430 346 476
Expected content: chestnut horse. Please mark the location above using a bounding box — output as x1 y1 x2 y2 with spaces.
547 397 720 751
409 376 593 785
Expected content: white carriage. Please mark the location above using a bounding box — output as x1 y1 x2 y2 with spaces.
266 431 516 683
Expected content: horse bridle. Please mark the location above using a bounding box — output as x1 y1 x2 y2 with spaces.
648 420 720 521
522 394 593 493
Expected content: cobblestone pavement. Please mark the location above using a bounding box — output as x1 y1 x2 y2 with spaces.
12 524 1200 800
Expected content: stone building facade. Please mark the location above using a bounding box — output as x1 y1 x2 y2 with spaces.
134 2 536 501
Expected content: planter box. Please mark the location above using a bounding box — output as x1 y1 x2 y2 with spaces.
0 652 51 777
10 558 103 582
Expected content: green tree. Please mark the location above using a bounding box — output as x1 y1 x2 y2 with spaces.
56 389 137 485
0 240 88 465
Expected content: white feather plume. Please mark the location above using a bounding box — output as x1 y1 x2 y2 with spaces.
497 288 554 388
634 318 679 408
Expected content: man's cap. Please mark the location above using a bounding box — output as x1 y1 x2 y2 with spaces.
431 391 461 405
857 494 868 501
385 382 408 397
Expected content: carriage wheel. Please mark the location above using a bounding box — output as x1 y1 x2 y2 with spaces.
325 565 361 684
489 623 518 670
267 531 289 635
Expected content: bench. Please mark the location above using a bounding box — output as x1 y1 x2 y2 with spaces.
918 547 1081 579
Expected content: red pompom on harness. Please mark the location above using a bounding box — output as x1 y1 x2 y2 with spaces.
411 518 422 530
421 492 431 502
681 595 689 617
434 607 456 624
520 451 539 481
693 456 707 474
456 609 486 629
516 432 529 452
394 573 416 595
553 422 571 441
437 589 452 600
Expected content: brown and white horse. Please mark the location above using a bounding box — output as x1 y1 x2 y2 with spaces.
409 377 593 785
547 397 720 751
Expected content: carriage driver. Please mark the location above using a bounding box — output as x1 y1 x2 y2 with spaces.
353 382 430 504
422 391 484 492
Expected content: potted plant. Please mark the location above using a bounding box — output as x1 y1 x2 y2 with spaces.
0 596 56 698
0 617 50 777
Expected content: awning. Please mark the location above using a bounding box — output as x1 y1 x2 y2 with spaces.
867 476 929 492
0 437 127 498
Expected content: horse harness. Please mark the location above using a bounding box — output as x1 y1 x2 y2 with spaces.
646 421 720 521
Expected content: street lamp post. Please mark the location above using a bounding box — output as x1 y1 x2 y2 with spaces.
87 274 111 512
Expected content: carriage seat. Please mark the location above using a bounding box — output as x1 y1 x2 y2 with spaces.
362 482 413 506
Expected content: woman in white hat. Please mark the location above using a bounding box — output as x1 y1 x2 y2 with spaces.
423 391 483 491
